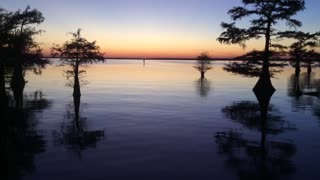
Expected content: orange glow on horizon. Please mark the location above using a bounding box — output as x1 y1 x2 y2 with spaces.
38 28 268 59
41 48 247 59
40 42 255 59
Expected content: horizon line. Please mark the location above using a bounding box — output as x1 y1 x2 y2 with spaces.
43 56 296 61
44 56 235 60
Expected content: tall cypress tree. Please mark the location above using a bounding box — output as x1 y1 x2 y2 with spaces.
217 0 305 91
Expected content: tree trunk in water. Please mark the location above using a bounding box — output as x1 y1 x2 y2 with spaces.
0 63 8 108
10 64 25 110
201 71 205 80
73 64 81 97
253 21 275 94
307 61 312 75
73 95 80 122
253 67 275 94
294 71 302 97
295 60 301 75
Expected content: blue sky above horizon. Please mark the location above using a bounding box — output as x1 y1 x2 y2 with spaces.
1 0 319 58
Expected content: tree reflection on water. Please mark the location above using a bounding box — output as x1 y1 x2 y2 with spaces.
216 74 297 180
195 78 211 97
1 91 51 180
52 96 105 159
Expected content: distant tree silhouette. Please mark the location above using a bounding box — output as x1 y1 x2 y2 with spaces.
52 29 104 97
194 52 212 79
217 0 305 92
278 31 320 74
303 50 320 74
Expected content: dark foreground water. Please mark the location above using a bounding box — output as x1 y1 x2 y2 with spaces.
3 60 320 180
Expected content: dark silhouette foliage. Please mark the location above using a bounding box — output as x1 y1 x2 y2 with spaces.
224 50 286 78
217 0 305 91
52 29 104 97
278 31 320 74
0 6 48 109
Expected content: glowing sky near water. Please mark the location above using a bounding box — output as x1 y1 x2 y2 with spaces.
1 0 320 58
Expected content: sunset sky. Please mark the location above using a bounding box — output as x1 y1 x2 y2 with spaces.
1 0 319 58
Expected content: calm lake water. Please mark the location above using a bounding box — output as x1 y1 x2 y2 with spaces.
4 60 320 180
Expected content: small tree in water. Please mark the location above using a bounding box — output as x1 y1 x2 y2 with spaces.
52 29 104 97
194 52 212 79
278 31 320 75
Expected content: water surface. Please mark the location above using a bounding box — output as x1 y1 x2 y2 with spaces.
4 60 320 180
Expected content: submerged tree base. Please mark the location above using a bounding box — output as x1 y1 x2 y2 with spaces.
201 72 205 80
253 75 275 95
11 77 26 110
253 75 275 113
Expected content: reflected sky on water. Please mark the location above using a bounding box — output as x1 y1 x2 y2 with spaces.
3 60 320 180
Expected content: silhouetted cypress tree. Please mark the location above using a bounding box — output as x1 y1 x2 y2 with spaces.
52 29 104 97
217 0 305 92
